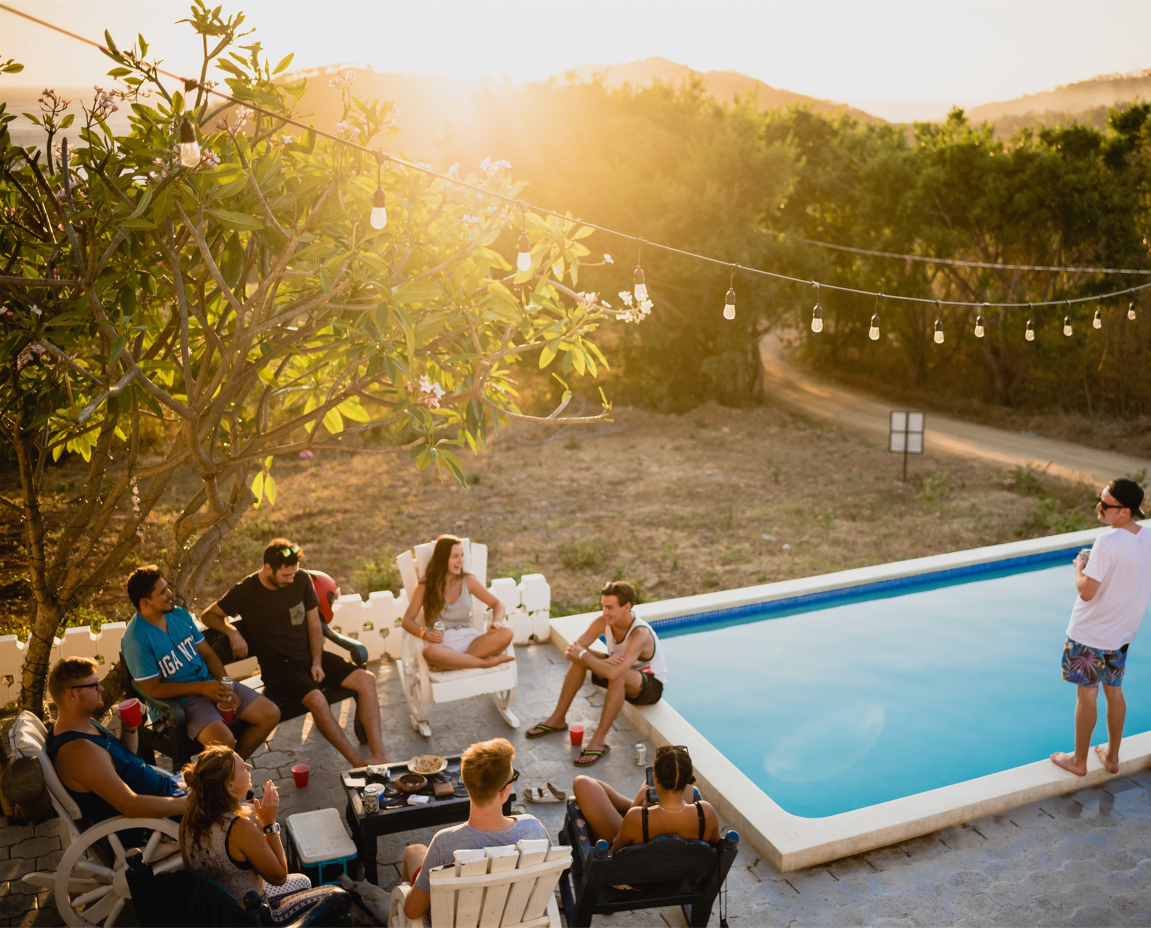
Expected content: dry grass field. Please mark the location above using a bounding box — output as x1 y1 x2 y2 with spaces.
0 400 1101 633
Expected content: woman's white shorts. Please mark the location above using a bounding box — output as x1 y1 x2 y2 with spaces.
440 625 480 653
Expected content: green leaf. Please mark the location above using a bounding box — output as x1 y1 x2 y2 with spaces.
264 474 277 507
220 232 243 289
273 53 294 75
539 340 559 369
205 207 264 232
251 470 265 508
109 334 128 365
59 114 74 129
337 396 371 422
322 406 344 435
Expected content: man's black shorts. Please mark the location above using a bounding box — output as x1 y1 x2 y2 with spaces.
591 670 664 706
261 651 358 704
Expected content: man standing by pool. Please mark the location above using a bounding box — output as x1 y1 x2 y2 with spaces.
1052 478 1151 777
526 581 667 767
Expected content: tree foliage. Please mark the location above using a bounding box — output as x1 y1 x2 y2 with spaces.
0 2 611 713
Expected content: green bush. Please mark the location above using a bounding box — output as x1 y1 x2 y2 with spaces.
354 551 401 597
558 537 612 572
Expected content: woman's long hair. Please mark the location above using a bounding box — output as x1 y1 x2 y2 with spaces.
422 534 468 625
181 745 242 853
653 744 695 793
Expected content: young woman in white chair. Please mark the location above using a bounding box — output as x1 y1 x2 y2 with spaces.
401 535 515 670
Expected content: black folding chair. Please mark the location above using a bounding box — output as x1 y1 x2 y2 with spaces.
558 796 739 927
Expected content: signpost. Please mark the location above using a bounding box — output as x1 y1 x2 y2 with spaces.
889 410 924 481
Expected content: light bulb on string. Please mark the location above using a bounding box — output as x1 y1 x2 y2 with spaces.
1025 304 1035 342
178 117 200 167
516 205 532 272
974 304 986 338
1063 301 1073 337
811 282 823 333
633 241 647 301
1093 307 1103 329
723 265 737 320
933 299 944 344
1129 290 1137 320
370 152 388 229
868 294 881 341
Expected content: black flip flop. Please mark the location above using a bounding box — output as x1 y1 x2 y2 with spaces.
526 722 569 739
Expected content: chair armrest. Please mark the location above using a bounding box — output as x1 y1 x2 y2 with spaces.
121 655 186 730
321 622 368 666
388 882 415 927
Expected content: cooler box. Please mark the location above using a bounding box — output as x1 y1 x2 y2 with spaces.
285 808 358 886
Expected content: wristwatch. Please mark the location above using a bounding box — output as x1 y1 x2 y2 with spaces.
263 822 281 836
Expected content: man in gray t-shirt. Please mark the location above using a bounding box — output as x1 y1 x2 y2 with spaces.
402 738 549 922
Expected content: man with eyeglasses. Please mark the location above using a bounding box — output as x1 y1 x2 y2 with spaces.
200 538 390 766
400 738 548 923
46 657 187 824
1052 477 1151 777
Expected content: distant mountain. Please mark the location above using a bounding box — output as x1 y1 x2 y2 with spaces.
967 69 1151 136
566 57 880 124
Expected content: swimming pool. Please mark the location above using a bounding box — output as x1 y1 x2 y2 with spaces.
659 552 1151 817
551 526 1151 870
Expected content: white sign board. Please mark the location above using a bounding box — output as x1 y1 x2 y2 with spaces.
889 411 924 454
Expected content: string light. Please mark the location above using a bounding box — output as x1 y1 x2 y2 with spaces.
1063 301 1073 337
974 304 986 338
178 117 200 167
933 299 944 344
370 152 387 230
811 282 823 333
723 265 737 320
1093 307 1103 329
633 242 647 301
1129 291 1137 320
1026 303 1035 341
869 294 881 341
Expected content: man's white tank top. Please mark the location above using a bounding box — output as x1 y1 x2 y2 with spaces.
605 615 668 683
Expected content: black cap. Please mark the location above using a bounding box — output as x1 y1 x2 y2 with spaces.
1107 478 1145 519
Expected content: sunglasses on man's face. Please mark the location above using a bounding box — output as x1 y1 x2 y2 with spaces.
69 682 101 692
503 768 520 790
1097 496 1126 511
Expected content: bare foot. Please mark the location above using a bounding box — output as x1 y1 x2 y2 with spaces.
483 653 515 667
367 752 390 765
1094 744 1119 774
1050 751 1087 776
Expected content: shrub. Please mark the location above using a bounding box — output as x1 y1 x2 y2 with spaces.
558 537 612 571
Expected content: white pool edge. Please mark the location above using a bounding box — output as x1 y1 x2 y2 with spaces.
549 524 1151 872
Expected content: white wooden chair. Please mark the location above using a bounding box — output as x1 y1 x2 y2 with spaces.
9 711 183 928
388 841 571 928
394 539 518 738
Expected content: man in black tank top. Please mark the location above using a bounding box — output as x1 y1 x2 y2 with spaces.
526 581 665 767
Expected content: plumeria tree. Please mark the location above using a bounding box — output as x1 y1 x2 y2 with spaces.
0 2 615 715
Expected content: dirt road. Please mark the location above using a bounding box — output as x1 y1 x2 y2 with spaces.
760 336 1151 487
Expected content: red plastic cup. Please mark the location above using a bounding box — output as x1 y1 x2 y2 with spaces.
569 725 584 747
292 764 310 788
118 698 143 728
217 702 235 725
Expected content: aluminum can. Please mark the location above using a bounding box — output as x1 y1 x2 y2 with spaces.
363 783 381 813
433 621 445 637
634 743 646 766
221 676 234 690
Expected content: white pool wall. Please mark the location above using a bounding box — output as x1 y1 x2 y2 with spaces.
549 523 1151 872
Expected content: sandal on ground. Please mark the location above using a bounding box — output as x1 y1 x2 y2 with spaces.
526 722 568 739
574 745 610 767
524 783 568 804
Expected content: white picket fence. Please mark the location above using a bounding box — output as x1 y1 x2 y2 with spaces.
0 574 552 705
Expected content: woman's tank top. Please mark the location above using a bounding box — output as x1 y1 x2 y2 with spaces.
184 814 264 899
434 578 474 629
606 616 668 683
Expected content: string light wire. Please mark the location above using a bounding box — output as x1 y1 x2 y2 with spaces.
4 2 1151 313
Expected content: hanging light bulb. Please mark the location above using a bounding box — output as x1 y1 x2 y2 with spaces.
934 320 944 344
1093 307 1102 329
1063 316 1073 337
178 117 200 167
811 282 823 332
973 303 986 338
1025 303 1035 341
370 152 388 229
633 241 647 301
516 232 531 272
868 294 881 340
1129 303 1137 321
723 265 737 320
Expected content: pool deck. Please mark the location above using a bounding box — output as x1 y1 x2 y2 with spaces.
5 644 1151 926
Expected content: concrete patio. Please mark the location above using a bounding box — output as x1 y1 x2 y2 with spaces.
4 642 1151 926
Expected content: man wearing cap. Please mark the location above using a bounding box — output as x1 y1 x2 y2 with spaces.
1052 478 1151 777
200 538 390 766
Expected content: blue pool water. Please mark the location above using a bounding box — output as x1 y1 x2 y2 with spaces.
658 553 1151 818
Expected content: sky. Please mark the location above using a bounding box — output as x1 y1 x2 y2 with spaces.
3 1 1151 122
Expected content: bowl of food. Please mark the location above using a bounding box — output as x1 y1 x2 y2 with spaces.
407 754 448 776
394 773 428 793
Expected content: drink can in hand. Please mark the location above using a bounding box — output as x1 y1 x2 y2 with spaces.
433 622 445 637
1078 548 1092 563
634 743 646 766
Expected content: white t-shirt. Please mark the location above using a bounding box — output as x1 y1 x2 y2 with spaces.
1066 526 1151 651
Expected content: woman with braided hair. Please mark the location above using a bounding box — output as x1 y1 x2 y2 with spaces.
572 744 719 852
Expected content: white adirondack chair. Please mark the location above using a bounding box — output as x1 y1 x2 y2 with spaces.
395 539 518 738
388 841 571 928
9 711 183 928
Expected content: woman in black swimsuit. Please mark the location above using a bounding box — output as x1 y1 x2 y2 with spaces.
572 745 720 852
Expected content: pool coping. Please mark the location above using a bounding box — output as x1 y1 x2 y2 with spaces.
549 524 1151 872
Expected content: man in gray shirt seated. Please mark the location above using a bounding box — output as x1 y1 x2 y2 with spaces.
401 738 548 922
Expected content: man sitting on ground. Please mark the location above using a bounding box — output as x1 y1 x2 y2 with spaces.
401 738 547 923
527 581 667 767
46 657 187 824
122 565 280 759
200 538 389 766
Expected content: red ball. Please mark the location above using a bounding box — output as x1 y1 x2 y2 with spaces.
310 570 340 623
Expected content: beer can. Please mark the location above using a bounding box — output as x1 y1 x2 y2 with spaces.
363 784 381 813
634 743 646 766
221 676 234 690
433 621 445 634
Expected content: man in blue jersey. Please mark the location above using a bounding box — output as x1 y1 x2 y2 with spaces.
122 565 280 759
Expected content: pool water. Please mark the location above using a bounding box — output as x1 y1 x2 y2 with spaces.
659 557 1151 818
